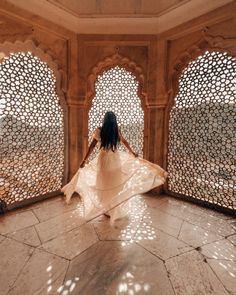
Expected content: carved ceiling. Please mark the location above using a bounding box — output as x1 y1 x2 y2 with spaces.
46 0 188 18
2 0 234 34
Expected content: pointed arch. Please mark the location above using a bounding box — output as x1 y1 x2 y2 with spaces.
168 29 236 107
86 53 147 110
0 39 69 210
0 39 67 96
84 53 147 156
163 30 236 213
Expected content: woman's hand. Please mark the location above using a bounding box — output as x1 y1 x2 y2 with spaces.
120 133 138 158
79 138 97 169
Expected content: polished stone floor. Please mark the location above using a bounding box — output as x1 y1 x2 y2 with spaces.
0 194 235 295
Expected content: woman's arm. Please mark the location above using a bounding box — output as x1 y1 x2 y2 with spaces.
119 133 138 157
80 138 98 168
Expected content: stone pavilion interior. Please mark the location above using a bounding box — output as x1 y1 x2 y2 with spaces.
0 1 235 294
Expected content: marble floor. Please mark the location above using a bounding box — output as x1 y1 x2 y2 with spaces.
0 194 235 295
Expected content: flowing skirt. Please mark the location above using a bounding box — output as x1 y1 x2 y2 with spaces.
61 150 167 222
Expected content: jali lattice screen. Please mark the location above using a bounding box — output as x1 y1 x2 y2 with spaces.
0 52 64 207
168 51 236 210
88 66 144 157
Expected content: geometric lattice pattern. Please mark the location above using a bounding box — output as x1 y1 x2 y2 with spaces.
0 52 64 206
88 66 144 158
168 51 236 210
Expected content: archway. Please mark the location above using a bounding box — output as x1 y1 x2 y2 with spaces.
0 49 66 210
167 51 236 210
88 65 145 158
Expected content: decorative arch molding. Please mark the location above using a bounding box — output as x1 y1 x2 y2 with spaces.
83 53 148 158
86 53 147 110
0 39 67 94
168 28 236 104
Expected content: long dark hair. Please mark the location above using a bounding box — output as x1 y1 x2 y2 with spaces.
100 111 120 151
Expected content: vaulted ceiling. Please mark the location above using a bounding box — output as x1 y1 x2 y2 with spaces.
4 0 234 34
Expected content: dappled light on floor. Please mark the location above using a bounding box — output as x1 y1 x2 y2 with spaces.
96 195 158 247
0 194 235 295
117 269 151 294
57 277 80 295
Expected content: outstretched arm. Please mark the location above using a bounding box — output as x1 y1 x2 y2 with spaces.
120 133 138 157
80 138 98 168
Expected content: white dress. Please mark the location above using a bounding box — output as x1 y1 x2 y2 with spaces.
61 128 168 222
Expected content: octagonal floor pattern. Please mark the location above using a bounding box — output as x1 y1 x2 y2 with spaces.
0 194 235 295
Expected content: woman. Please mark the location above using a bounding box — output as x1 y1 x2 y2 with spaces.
61 111 167 222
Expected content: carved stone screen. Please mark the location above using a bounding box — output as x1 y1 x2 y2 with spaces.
0 52 64 207
167 51 236 210
88 66 144 158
